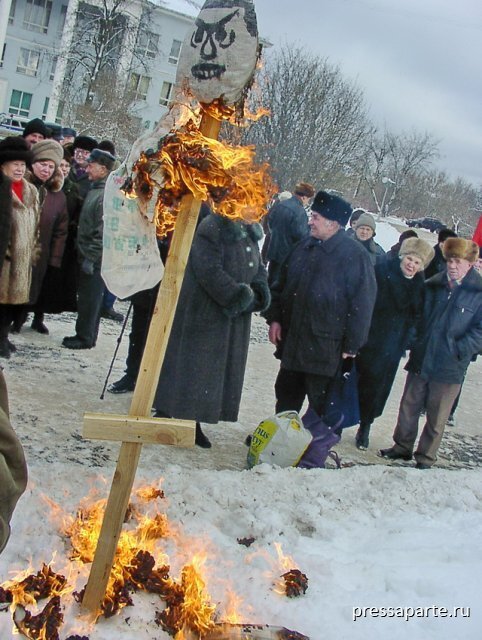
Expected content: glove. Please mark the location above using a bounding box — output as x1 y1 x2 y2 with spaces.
81 258 94 275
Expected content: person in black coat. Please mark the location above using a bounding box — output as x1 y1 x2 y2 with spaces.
355 238 434 450
264 190 377 417
380 238 482 468
265 182 314 285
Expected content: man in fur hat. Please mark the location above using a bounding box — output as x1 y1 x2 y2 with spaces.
380 238 482 468
353 211 386 265
68 135 98 200
22 117 49 145
264 190 377 417
264 181 314 285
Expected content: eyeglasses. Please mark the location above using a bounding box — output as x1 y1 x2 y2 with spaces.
74 148 90 157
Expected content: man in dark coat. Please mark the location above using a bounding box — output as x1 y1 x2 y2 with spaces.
62 149 115 349
353 212 385 265
153 213 270 448
265 182 314 285
264 190 377 417
381 238 482 468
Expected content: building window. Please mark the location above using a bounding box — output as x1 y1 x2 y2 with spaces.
23 0 53 34
9 90 33 117
58 4 67 33
128 73 150 101
136 31 159 59
49 56 57 80
16 48 41 77
168 39 182 65
0 44 5 68
42 97 49 118
159 81 173 107
9 0 17 24
55 100 64 124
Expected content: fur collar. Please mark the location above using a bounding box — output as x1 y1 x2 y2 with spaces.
216 214 263 243
25 167 64 193
11 178 40 211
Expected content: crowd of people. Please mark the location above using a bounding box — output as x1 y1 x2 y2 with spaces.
1 118 482 544
0 118 124 359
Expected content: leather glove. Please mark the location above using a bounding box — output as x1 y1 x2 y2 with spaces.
81 258 94 275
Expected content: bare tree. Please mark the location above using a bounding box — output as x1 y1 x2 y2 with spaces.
54 0 156 151
239 44 373 191
360 129 440 216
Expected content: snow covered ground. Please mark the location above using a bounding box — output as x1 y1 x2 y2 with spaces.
0 218 481 639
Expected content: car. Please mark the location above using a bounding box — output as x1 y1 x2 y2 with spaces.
406 217 447 233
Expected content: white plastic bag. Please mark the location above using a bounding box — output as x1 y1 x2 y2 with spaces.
247 411 312 469
101 164 164 299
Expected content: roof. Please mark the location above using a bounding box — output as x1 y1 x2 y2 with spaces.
152 0 201 18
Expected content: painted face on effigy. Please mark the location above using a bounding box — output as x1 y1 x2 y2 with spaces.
176 0 258 105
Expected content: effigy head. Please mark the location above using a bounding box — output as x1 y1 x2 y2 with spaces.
176 0 259 106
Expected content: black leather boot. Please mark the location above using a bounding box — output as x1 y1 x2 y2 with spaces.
355 422 371 450
195 422 212 449
32 312 49 334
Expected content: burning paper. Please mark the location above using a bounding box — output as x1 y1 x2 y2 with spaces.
123 117 275 236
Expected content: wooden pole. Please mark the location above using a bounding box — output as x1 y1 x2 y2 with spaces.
81 113 221 617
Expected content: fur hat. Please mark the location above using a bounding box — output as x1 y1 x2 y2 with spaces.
442 238 479 264
355 212 376 233
399 237 435 268
73 135 98 152
311 190 352 226
87 148 116 171
0 136 33 166
22 118 49 140
98 139 116 156
278 191 292 201
294 182 315 198
61 127 77 138
30 139 64 169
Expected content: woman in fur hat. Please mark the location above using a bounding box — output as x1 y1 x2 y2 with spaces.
11 139 68 334
354 237 434 450
0 137 40 358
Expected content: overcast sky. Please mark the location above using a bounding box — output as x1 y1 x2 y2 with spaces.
252 0 481 186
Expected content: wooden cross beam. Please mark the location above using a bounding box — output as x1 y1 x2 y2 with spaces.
80 113 221 617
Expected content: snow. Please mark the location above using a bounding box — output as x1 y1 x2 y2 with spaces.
0 216 481 639
154 0 201 18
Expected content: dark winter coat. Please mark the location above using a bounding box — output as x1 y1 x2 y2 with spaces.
0 179 40 305
27 169 68 305
56 177 83 312
77 177 107 267
406 268 482 384
356 257 425 423
68 165 91 200
424 243 445 279
154 214 269 423
0 174 12 277
354 236 386 265
266 195 309 271
264 230 377 377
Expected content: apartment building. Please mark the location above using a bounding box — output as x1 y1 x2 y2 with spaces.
0 0 199 132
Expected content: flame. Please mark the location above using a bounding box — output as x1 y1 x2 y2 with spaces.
124 101 277 237
273 542 297 573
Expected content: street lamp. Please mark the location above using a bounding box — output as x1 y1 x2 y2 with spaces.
380 176 396 217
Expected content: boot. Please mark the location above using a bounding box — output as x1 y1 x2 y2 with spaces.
195 422 212 449
355 422 371 450
10 308 28 333
31 312 49 335
0 338 11 359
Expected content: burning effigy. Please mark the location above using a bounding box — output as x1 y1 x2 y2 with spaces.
0 485 309 640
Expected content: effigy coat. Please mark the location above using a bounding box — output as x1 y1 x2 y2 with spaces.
154 214 269 424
